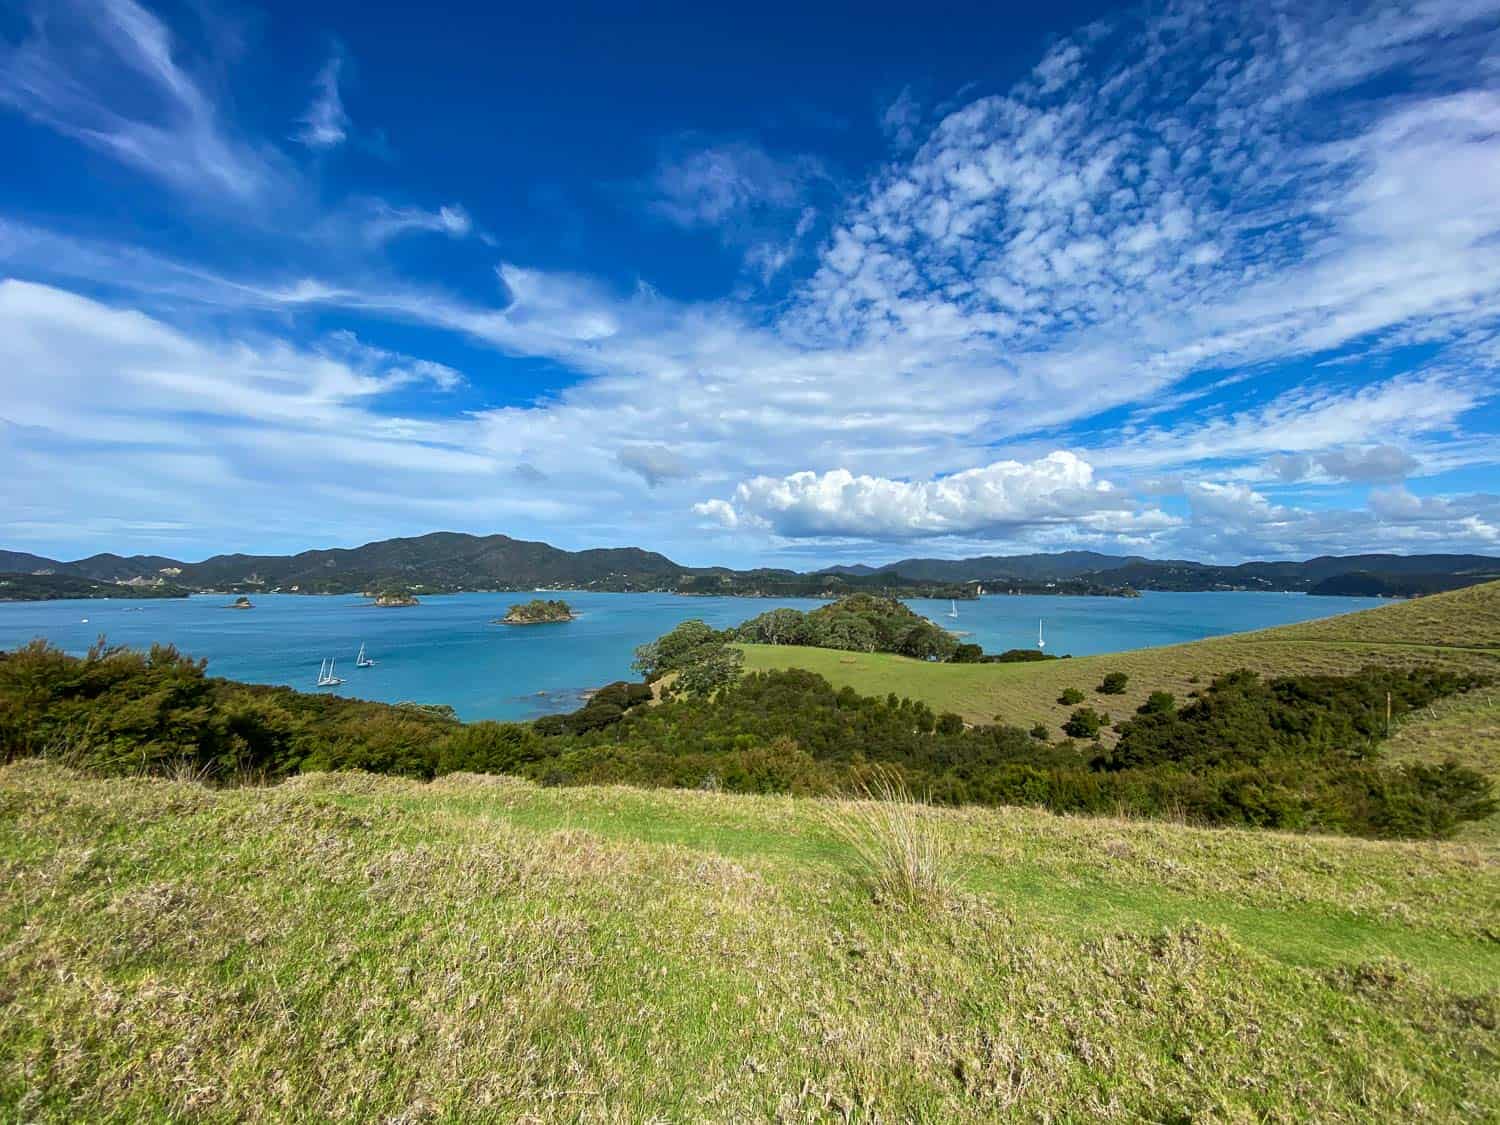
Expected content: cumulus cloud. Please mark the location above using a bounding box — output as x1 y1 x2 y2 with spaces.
696 452 1174 539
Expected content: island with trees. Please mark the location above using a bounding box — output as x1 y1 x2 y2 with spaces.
496 598 575 624
227 595 254 609
372 590 420 607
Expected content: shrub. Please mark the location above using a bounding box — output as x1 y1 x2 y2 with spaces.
1029 722 1049 742
1137 691 1176 715
1063 707 1106 739
1098 672 1129 695
1058 687 1085 705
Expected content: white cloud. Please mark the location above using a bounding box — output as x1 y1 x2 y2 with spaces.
360 202 474 245
296 51 350 150
696 452 1175 539
880 87 922 148
0 0 286 202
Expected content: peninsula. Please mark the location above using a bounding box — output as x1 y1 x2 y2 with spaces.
496 598 575 624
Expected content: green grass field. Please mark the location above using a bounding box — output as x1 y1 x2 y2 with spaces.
742 582 1500 840
3 761 1497 1121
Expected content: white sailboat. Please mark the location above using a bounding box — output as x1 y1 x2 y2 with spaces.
1037 619 1046 650
947 599 959 619
317 658 344 687
356 642 376 668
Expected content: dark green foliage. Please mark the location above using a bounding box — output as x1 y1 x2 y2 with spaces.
1106 667 1482 772
675 647 745 696
631 619 730 681
1058 687 1085 705
1063 707 1106 739
2 642 1491 841
735 595 959 661
1137 691 1176 715
982 649 1056 663
1030 723 1050 742
502 598 574 623
951 643 985 663
0 639 457 781
1097 672 1129 695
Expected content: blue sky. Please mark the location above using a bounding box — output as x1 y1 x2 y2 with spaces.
2 0 1499 567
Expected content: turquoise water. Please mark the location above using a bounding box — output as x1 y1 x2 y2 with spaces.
0 590 1375 721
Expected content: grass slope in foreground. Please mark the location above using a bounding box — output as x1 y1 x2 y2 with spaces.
2 761 1497 1121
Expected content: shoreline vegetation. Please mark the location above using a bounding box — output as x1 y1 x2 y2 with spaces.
495 598 575 624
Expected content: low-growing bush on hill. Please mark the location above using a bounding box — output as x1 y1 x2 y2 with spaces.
2 640 1493 840
1097 671 1129 694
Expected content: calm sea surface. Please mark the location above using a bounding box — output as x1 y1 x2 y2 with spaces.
0 590 1375 721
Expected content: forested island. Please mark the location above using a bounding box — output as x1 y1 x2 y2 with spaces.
496 598 575 624
371 591 420 607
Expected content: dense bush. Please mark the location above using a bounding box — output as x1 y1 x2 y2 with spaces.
1058 687 1085 705
1062 707 1107 739
1097 672 1129 695
0 639 457 781
734 595 959 661
3 641 1492 841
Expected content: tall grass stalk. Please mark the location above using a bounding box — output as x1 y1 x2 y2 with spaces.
826 772 955 909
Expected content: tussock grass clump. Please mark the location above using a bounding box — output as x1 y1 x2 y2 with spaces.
825 773 957 909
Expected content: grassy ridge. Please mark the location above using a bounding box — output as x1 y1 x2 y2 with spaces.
2 761 1497 1120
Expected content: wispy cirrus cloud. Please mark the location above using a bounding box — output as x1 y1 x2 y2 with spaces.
295 49 350 150
0 0 288 203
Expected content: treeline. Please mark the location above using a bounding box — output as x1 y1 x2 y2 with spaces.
0 573 191 601
3 639 1492 839
490 664 1494 839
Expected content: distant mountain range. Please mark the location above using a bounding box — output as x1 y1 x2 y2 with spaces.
3 534 1499 600
820 551 1500 596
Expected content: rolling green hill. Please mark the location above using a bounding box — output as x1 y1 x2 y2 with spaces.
743 581 1500 839
2 761 1495 1120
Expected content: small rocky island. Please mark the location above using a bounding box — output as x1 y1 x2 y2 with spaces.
227 595 254 609
372 591 420 608
495 598 575 625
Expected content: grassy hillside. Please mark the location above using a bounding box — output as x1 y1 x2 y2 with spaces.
2 761 1496 1120
744 581 1500 728
743 582 1500 837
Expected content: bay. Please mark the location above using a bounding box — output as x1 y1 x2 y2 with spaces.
0 590 1376 721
